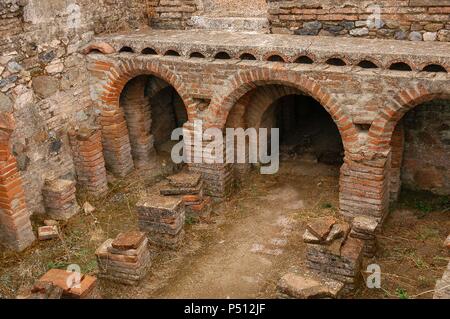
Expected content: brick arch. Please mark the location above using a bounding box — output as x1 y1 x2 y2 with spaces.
356 57 381 69
291 53 317 64
206 69 359 151
418 61 449 73
99 59 195 119
236 49 260 61
263 51 290 62
245 85 300 129
367 85 450 154
82 42 115 55
323 55 349 66
96 59 195 176
385 58 416 71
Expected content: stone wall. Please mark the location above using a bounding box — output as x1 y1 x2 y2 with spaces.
0 0 146 214
401 99 450 195
267 0 450 41
148 0 199 29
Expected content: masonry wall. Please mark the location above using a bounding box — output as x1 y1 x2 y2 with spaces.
267 0 450 41
86 46 450 218
148 0 200 29
0 0 146 214
401 99 450 195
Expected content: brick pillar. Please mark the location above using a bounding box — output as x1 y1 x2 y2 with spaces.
121 78 155 169
42 178 79 221
226 94 252 181
0 113 35 251
99 109 134 177
339 157 389 221
183 122 234 198
389 122 404 203
69 127 108 196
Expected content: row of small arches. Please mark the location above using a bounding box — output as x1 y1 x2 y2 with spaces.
117 46 448 73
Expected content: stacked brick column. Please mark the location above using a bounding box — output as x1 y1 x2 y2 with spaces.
42 179 79 221
136 194 185 249
183 122 234 198
96 231 151 285
0 113 35 251
389 122 405 202
120 77 154 169
339 157 389 221
164 172 212 221
303 217 364 294
349 216 379 258
68 128 108 196
99 109 134 177
226 93 252 180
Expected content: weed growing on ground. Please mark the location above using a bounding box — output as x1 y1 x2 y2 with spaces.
395 288 409 299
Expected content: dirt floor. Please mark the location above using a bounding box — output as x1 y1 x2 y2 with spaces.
0 158 448 299
355 190 450 299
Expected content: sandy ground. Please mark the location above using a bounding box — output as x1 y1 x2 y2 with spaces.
97 159 340 298
0 158 448 299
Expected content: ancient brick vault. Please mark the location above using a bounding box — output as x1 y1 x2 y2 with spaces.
84 30 450 220
1 0 450 299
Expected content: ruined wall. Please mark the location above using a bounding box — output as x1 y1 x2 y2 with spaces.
401 99 450 195
267 0 450 41
148 0 200 29
0 0 146 213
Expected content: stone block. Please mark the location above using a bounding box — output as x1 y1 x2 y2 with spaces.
277 272 344 299
433 262 450 299
38 225 59 241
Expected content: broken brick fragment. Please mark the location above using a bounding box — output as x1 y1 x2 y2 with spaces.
112 230 146 250
38 226 59 241
306 216 336 240
37 269 98 299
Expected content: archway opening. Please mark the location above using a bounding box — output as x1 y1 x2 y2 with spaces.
294 56 314 64
164 50 181 57
262 94 344 167
150 85 188 155
214 52 231 60
119 46 134 53
389 62 412 71
390 98 450 200
119 75 188 171
225 84 345 215
326 58 346 66
370 98 450 299
190 52 205 58
142 47 157 55
422 64 447 73
267 55 285 62
357 60 378 69
240 53 257 61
